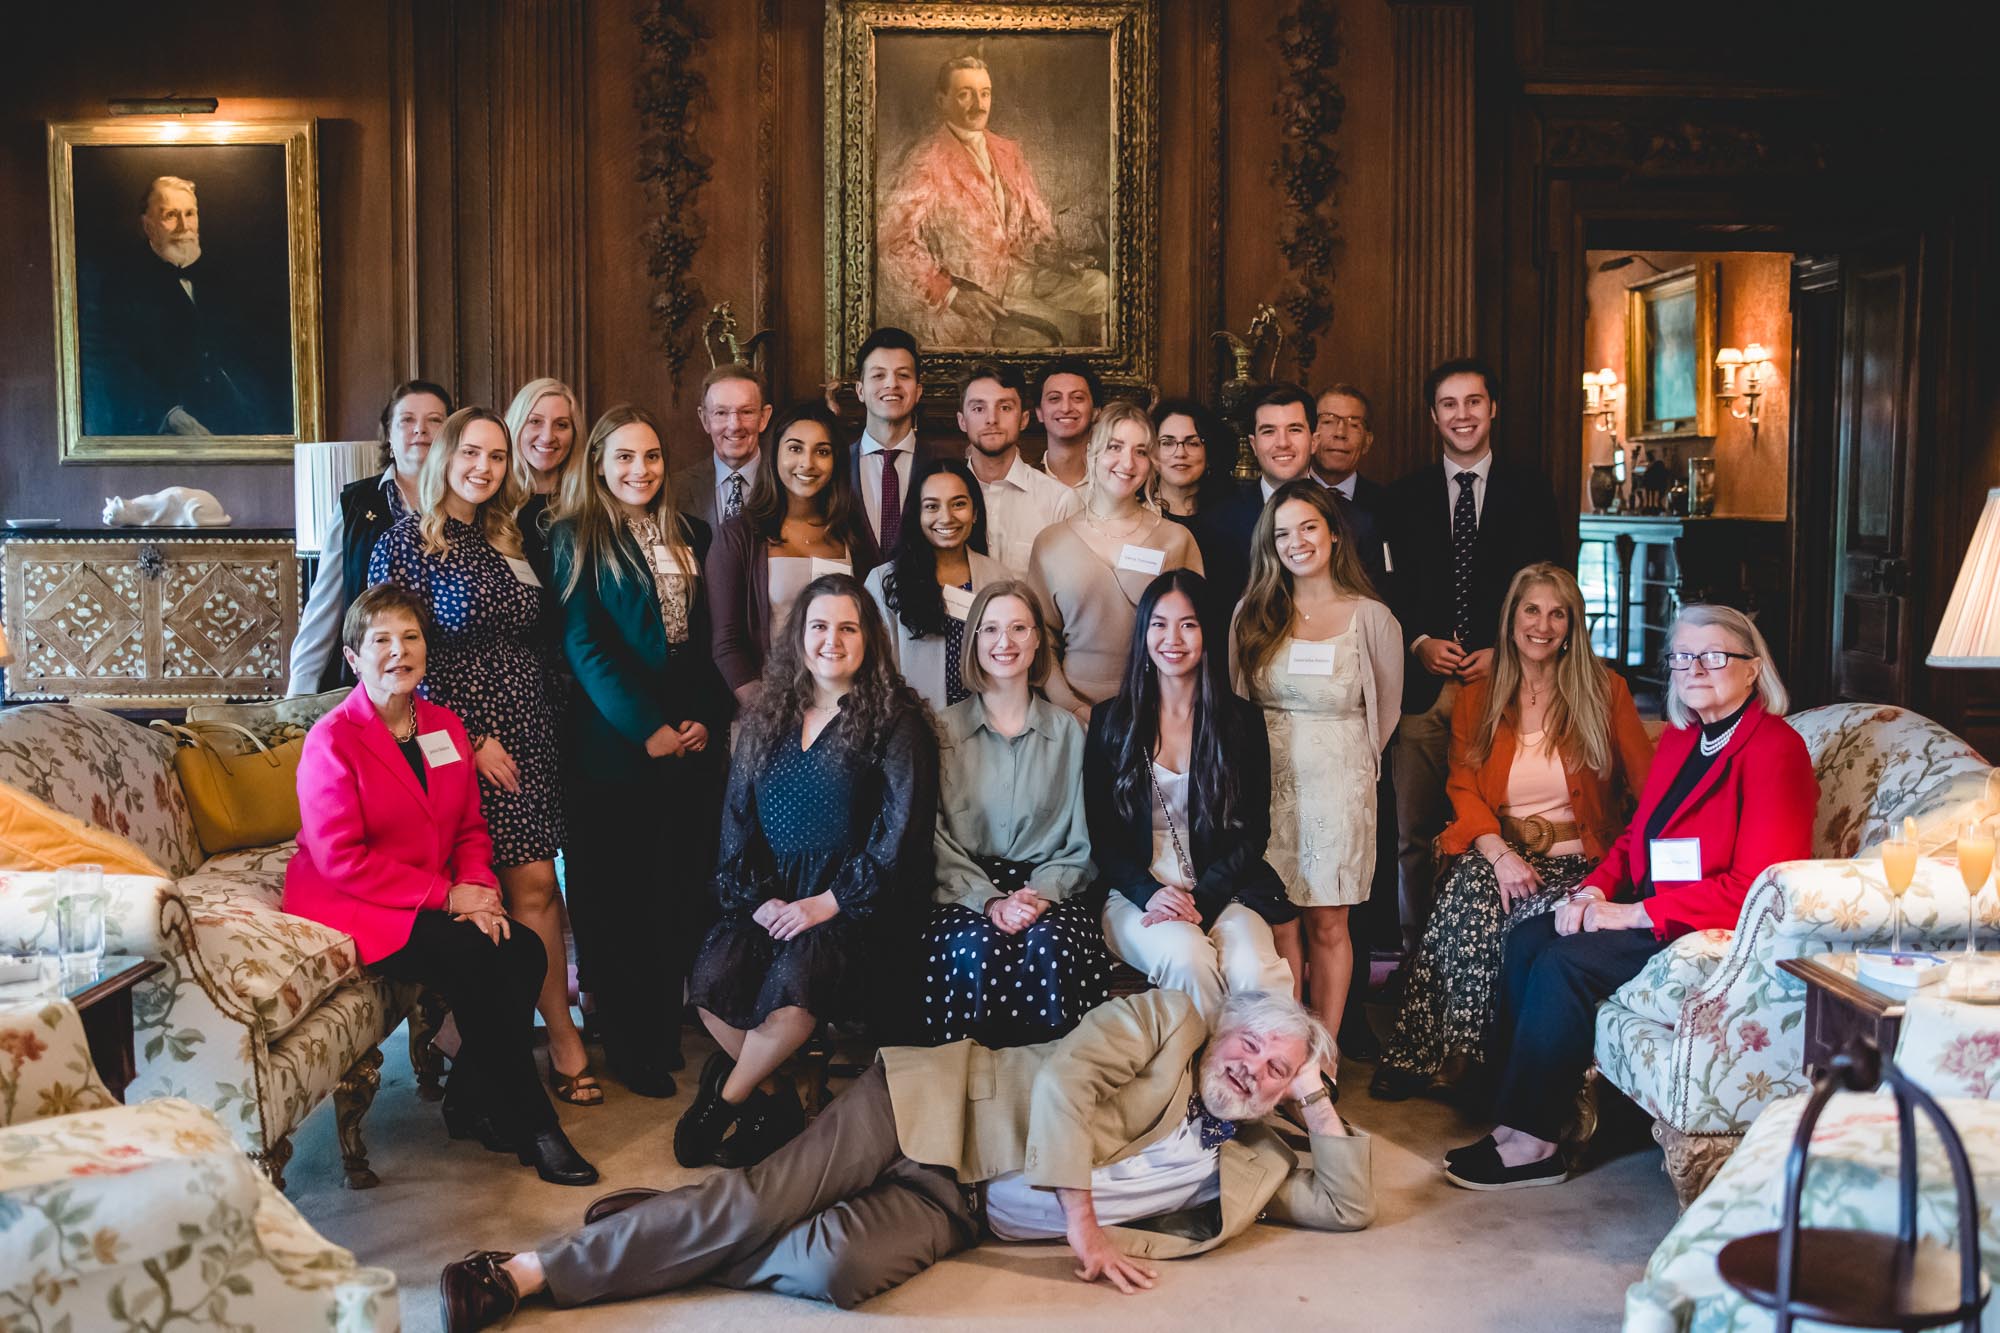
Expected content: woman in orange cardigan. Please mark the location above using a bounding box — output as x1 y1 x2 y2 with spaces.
1372 565 1652 1100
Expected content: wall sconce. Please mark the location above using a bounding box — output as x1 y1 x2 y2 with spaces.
1715 343 1774 442
1582 367 1624 460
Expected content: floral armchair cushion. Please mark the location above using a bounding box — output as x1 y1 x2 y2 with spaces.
1624 1091 2000 1332
171 855 359 1042
0 999 116 1128
1788 702 1995 860
1893 994 2000 1102
0 704 204 880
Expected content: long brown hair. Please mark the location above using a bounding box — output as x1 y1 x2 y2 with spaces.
734 573 932 767
740 401 865 548
504 377 584 497
1465 563 1615 774
1233 479 1379 697
554 405 697 602
415 406 525 557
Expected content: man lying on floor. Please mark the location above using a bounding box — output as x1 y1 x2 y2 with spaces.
440 988 1373 1327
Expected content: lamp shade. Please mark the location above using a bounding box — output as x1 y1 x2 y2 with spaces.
1928 486 2000 668
293 441 378 556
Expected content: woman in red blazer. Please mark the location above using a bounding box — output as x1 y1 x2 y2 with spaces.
1444 604 1817 1190
283 583 595 1186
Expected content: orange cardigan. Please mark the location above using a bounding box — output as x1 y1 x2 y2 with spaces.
1437 673 1654 860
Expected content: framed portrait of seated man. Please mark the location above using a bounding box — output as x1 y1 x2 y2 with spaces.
825 0 1158 394
47 119 324 462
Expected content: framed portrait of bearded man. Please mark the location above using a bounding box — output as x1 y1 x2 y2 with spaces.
826 1 1158 394
47 119 324 462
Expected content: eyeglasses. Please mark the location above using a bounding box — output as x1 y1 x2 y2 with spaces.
1157 436 1205 452
1664 650 1755 672
1320 415 1369 434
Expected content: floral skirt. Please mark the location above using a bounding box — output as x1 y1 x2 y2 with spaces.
1378 851 1594 1081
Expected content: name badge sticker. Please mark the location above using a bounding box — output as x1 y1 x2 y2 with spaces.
1287 641 1337 676
809 557 854 580
652 544 697 578
417 731 461 768
1650 837 1702 882
503 555 542 588
941 584 976 619
1116 544 1166 576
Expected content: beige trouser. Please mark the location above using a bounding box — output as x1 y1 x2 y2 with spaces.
1102 893 1294 1021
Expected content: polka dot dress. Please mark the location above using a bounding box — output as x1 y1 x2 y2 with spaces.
941 580 971 707
921 856 1111 1047
369 514 564 867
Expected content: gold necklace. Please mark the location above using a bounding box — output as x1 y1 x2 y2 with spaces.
1084 506 1146 540
388 707 417 743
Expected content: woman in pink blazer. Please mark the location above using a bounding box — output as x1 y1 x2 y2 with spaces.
284 582 596 1187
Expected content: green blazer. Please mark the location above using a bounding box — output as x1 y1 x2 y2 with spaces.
551 515 732 779
879 989 1374 1259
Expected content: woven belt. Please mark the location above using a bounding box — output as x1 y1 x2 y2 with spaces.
1499 814 1582 857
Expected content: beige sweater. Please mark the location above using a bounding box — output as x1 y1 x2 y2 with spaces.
1027 513 1205 705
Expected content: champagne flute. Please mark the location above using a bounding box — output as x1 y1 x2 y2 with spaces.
1958 820 1996 957
1880 816 1920 957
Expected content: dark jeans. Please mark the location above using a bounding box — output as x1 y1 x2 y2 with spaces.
1489 913 1659 1140
374 910 556 1138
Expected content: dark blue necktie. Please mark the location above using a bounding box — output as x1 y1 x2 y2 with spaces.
1451 471 1478 644
1188 1094 1237 1150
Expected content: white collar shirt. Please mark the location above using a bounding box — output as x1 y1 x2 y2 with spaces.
1443 451 1494 530
978 451 1084 575
982 1112 1221 1241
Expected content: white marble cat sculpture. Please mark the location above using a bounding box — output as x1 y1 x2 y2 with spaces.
102 487 233 527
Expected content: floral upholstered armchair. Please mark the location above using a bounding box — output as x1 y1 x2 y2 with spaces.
0 998 398 1330
1593 703 1997 1207
0 701 433 1190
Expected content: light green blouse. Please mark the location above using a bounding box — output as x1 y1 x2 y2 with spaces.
933 694 1095 911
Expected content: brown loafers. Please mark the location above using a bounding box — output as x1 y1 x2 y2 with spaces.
583 1186 667 1227
438 1250 518 1332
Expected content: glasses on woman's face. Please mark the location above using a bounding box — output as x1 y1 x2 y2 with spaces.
1157 435 1204 453
1664 649 1755 672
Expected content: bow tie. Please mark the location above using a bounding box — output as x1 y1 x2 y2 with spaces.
1188 1094 1237 1149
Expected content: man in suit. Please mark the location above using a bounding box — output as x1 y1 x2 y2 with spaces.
438 989 1372 1327
1381 358 1561 953
1201 382 1319 610
851 326 944 569
670 363 770 530
960 358 1081 574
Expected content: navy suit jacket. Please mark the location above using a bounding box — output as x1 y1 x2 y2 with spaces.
849 437 952 569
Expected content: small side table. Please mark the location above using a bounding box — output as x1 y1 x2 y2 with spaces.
64 955 165 1102
1777 954 1910 1084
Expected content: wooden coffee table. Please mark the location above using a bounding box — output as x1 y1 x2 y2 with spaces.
1777 953 1911 1083
63 954 165 1102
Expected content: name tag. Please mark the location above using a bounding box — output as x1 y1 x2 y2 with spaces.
809 557 853 580
652 544 697 578
1117 543 1165 576
941 584 975 620
417 730 461 768
1287 641 1337 675
503 555 542 587
1650 837 1702 882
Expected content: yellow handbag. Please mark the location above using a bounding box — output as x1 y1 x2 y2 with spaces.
152 721 305 855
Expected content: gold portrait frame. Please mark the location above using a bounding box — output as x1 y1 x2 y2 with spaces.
1623 262 1717 442
824 0 1159 397
47 118 324 463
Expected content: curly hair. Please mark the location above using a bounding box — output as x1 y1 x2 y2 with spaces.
735 573 933 767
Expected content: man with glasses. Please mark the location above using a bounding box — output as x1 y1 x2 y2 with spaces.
1311 384 1388 584
672 363 771 529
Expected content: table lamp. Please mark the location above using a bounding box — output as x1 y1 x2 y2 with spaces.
1928 486 2000 668
292 441 379 558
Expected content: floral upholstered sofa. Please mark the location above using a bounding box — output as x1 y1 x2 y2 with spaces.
1593 702 1997 1206
1624 993 2000 1332
0 701 426 1190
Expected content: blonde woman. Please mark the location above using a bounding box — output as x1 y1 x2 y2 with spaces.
504 378 583 582
1373 563 1652 1103
370 407 593 1103
1231 479 1402 1089
1026 400 1204 707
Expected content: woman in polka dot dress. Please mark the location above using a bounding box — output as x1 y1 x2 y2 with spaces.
370 407 585 1095
922 580 1109 1047
678 573 938 1170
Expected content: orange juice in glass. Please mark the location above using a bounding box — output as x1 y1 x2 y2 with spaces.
1881 816 1920 956
1959 821 1996 956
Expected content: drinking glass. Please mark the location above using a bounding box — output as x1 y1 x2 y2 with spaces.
1881 821 1919 957
1958 822 1996 957
56 863 107 966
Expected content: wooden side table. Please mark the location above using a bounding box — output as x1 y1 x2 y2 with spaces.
1778 954 1907 1083
64 954 165 1101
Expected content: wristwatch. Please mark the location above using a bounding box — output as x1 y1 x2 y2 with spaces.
1299 1086 1332 1110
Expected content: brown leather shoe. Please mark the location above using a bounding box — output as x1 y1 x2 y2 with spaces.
438 1250 519 1332
583 1186 667 1227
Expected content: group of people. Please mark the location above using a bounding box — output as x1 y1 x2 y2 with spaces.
277 335 1819 1326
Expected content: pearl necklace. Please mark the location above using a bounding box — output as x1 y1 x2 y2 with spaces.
1699 717 1740 758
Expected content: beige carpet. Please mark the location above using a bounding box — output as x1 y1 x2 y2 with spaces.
287 1026 1678 1332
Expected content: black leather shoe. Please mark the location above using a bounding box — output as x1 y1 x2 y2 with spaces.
517 1126 599 1186
608 1048 679 1099
442 1101 517 1154
715 1080 805 1168
673 1076 740 1168
1369 1064 1429 1102
438 1250 518 1332
1338 1017 1383 1063
584 1186 667 1226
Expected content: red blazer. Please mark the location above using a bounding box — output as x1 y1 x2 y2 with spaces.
1580 698 1817 940
282 685 498 964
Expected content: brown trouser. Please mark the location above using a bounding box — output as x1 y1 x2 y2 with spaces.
539 1065 978 1310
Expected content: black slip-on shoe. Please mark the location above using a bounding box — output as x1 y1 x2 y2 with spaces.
1443 1139 1567 1191
518 1127 599 1186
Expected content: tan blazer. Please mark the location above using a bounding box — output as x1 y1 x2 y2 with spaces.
879 989 1374 1259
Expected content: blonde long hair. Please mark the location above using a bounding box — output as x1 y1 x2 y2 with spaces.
1234 479 1380 697
556 405 697 602
1080 400 1161 513
1465 563 1614 774
416 407 526 557
503 377 584 498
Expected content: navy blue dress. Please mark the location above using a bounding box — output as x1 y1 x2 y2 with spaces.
687 706 937 1030
370 513 565 867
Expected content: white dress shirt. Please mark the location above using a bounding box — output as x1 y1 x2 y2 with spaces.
1323 472 1358 500
982 1112 1221 1241
1443 451 1493 530
860 428 918 543
711 451 760 518
980 452 1083 575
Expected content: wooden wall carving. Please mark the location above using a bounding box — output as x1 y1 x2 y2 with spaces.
1269 4 1344 376
635 1 713 387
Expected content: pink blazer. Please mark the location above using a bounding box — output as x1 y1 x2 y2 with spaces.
283 685 498 964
